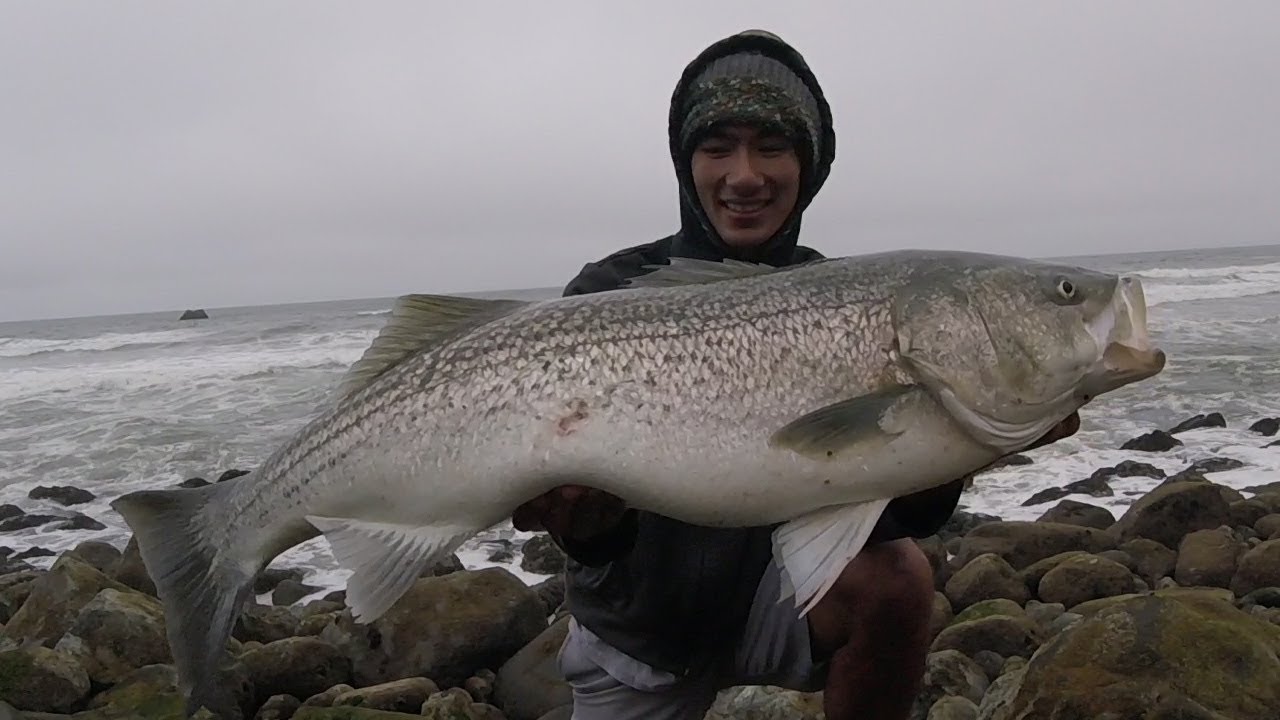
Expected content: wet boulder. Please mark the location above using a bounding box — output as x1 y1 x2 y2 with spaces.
987 591 1280 719
1111 480 1233 549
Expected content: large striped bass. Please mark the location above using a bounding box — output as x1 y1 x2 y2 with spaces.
111 249 1166 716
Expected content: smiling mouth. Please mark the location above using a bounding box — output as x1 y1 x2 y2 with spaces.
721 198 771 215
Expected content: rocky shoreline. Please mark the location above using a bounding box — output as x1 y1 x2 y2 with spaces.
1 412 1278 719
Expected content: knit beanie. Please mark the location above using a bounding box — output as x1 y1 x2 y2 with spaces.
678 54 823 172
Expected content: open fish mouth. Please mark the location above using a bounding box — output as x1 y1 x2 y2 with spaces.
1084 275 1167 396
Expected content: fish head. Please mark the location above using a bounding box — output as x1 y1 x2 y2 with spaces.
891 253 1166 453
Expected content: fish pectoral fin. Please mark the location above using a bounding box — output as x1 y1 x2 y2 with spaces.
331 294 529 402
768 386 921 461
306 515 477 623
622 256 785 288
772 498 893 616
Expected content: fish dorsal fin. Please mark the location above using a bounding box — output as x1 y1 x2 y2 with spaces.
622 257 780 289
334 294 528 401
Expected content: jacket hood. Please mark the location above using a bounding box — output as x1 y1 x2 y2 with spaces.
667 30 836 265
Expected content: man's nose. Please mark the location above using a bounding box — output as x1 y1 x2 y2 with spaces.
724 148 766 190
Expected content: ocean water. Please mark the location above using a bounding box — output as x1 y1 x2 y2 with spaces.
1 245 1278 601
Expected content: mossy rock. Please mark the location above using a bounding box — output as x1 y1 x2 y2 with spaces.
0 645 89 713
993 591 1280 718
1070 586 1234 616
952 597 1026 625
293 707 429 719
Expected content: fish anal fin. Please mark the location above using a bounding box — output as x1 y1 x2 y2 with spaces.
769 386 921 461
306 515 476 623
772 499 892 616
333 294 528 401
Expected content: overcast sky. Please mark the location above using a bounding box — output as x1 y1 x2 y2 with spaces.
2 2 1277 322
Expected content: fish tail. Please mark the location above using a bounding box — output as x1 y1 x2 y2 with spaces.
111 481 255 718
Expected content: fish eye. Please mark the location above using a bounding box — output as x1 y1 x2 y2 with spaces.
1057 278 1076 299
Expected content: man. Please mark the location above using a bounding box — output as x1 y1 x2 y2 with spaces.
514 30 1078 720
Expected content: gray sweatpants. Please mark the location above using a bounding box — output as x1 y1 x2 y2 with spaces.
555 558 828 720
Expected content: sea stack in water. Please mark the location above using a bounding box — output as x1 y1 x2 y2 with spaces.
179 309 208 320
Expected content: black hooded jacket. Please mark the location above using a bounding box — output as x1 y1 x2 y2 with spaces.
556 31 963 678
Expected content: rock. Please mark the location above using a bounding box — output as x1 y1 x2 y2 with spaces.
917 536 951 591
1230 539 1280 597
301 683 355 707
255 694 302 720
1108 459 1168 479
333 677 440 713
1098 548 1140 574
1184 456 1247 475
1256 514 1280 539
1016 551 1090 596
1121 429 1183 452
218 468 251 483
955 522 1115 570
179 308 209 320
495 614 571 720
234 603 302 644
420 687 507 720
318 567 546 688
1038 554 1141 608
52 587 170 685
909 649 989 718
531 575 565 617
944 554 1029 611
296 708 434 719
987 592 1280 719
0 555 133 648
1118 538 1178 585
1230 499 1273 529
0 645 89 713
1169 412 1227 434
1175 528 1244 589
1249 417 1279 436
518 534 565 575
465 671 495 703
705 685 823 720
0 505 21 522
929 591 953 641
111 535 157 597
1111 480 1233 549
422 554 466 578
254 567 306 595
26 485 94 506
0 513 59 532
927 695 978 720
84 661 253 720
929 615 1041 659
952 598 1025 625
1240 587 1280 609
12 547 53 561
48 512 106 532
938 510 1001 543
65 541 122 574
971 650 1006 682
0 570 42 624
240 637 351 707
986 453 1033 470
1023 599 1066 630
1020 486 1071 506
178 476 210 488
272 579 321 606
1035 499 1115 529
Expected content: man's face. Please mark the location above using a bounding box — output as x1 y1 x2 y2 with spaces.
690 124 801 250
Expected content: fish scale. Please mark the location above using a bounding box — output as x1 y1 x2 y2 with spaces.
110 249 1167 717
